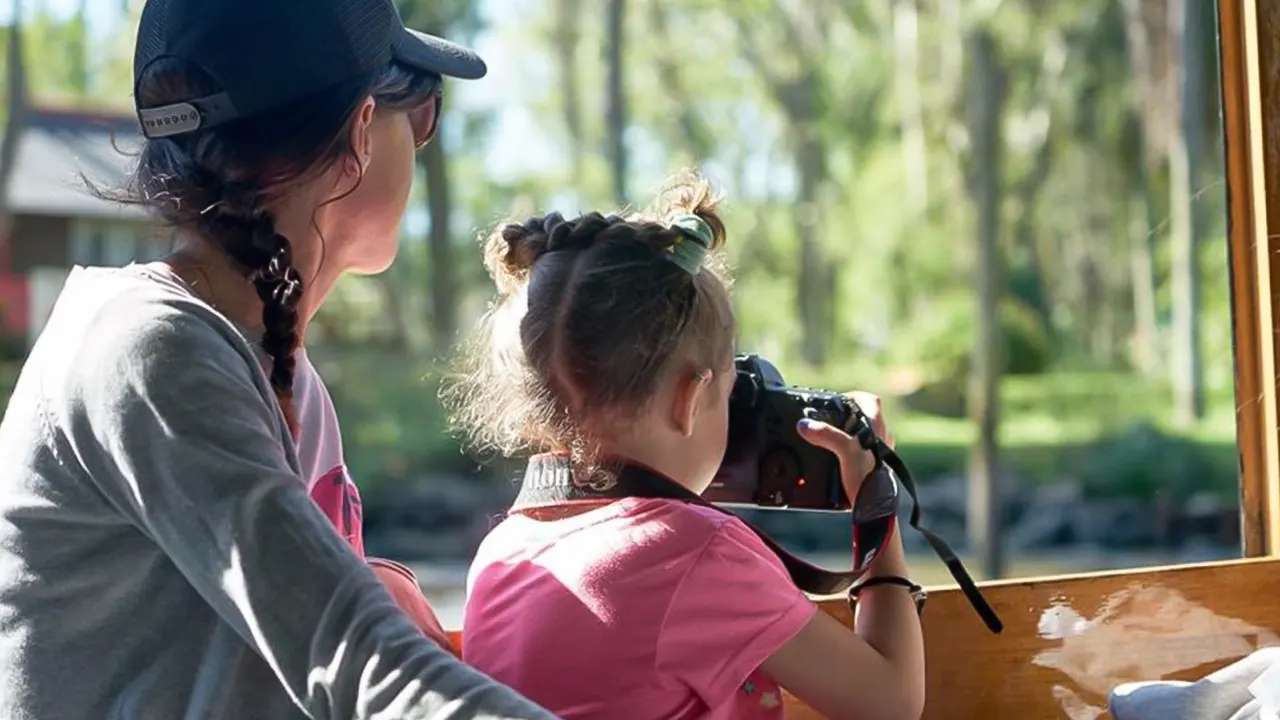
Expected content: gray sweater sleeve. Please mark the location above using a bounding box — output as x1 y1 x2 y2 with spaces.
66 305 554 720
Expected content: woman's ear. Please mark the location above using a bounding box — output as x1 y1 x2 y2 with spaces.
671 369 713 437
346 96 377 175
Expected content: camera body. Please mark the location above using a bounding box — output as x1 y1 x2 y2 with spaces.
706 354 858 511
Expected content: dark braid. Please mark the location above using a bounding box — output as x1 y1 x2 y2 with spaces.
193 183 305 434
491 212 623 293
250 236 304 434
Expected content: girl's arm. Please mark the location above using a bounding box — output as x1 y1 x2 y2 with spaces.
761 401 926 720
370 557 462 657
656 515 922 720
760 527 926 720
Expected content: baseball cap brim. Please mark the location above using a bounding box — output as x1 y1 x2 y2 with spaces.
393 28 487 80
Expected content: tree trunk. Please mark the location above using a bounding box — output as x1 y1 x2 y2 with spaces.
649 1 713 161
939 0 962 92
0 3 29 250
1011 132 1055 335
1167 0 1205 426
604 0 628 207
1128 149 1159 376
1121 0 1162 377
72 0 90 96
893 0 927 214
1083 217 1109 363
374 273 411 351
421 137 455 354
964 27 1007 581
726 7 830 365
795 128 829 366
553 0 584 177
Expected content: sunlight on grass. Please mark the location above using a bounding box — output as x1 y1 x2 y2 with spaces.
795 368 1238 450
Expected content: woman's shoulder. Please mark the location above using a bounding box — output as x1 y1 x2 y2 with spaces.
51 266 253 366
0 265 287 491
26 265 269 414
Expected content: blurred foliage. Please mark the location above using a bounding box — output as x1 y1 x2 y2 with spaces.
0 362 16 396
308 350 476 488
0 0 1241 510
295 350 1241 502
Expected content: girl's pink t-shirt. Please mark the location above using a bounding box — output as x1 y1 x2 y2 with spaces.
463 497 818 719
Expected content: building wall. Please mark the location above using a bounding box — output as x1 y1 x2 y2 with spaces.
26 268 68 349
0 222 27 337
5 214 163 342
10 215 70 273
69 217 169 267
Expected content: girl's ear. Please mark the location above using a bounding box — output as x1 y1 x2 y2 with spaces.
671 368 713 437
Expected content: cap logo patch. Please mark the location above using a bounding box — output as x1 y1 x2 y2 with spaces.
138 102 203 139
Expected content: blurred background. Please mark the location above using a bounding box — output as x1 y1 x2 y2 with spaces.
0 0 1238 627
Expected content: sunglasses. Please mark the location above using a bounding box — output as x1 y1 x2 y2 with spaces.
409 87 443 149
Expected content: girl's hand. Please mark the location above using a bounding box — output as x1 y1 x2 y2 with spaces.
796 392 894 501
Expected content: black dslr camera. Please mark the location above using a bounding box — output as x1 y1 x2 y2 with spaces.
707 354 883 512
701 355 1003 634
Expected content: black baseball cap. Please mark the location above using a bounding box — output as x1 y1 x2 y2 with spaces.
134 0 487 140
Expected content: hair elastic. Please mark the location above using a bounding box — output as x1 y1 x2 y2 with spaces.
667 214 714 275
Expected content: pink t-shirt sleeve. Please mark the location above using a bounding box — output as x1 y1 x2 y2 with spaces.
308 465 364 557
655 517 817 706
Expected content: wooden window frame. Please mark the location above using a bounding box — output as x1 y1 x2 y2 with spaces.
451 2 1280 716
1226 0 1280 557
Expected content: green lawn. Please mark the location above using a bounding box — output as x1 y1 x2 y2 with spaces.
862 372 1241 500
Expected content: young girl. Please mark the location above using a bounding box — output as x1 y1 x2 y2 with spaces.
448 175 926 720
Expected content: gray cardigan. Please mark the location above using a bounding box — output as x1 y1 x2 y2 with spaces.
0 265 554 720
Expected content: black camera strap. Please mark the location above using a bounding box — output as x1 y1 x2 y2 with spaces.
510 453 1003 634
876 449 1002 632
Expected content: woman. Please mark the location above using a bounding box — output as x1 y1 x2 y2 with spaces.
0 0 555 718
448 174 926 720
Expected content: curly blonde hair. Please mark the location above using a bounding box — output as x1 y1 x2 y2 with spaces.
442 172 736 462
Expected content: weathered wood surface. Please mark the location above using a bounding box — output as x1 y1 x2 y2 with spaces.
447 558 1280 719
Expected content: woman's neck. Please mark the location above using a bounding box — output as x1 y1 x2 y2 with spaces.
159 217 343 340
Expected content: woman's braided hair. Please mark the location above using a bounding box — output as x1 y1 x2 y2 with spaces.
444 173 736 463
104 58 436 435
192 182 305 427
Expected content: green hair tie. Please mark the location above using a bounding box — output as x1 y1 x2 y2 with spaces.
667 214 714 275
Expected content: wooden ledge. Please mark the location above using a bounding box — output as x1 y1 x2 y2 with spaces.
796 557 1280 718
448 558 1280 719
